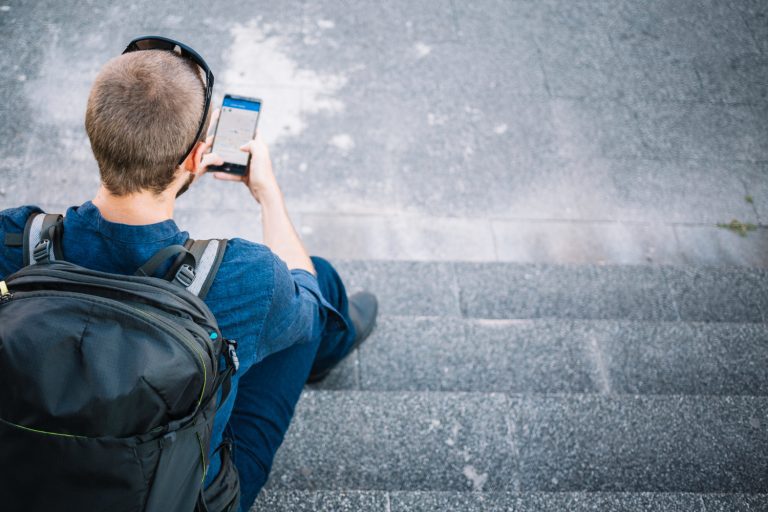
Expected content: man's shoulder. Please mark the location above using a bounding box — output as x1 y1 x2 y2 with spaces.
0 204 44 233
210 237 280 294
221 237 275 264
0 205 46 278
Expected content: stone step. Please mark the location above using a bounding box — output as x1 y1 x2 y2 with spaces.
313 316 768 396
252 490 768 512
170 206 768 268
265 391 768 494
332 260 768 323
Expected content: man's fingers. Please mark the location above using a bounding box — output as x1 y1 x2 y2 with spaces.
198 152 224 174
240 133 268 154
201 152 224 166
212 172 244 182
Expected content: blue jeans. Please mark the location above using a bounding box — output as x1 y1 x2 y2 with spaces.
226 257 357 511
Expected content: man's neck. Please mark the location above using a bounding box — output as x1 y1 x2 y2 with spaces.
92 186 176 225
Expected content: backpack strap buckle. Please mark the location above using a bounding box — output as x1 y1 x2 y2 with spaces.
174 264 196 288
32 239 53 264
225 339 239 372
23 212 64 266
165 239 228 299
137 239 228 298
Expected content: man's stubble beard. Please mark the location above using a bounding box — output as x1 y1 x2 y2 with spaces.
175 173 195 198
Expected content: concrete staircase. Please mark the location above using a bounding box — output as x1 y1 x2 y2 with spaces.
251 260 768 511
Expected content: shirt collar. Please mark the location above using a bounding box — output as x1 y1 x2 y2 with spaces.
69 201 182 244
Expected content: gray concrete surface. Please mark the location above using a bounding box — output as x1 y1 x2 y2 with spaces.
252 491 768 512
3 1 768 509
1 0 767 266
333 259 768 322
285 260 768 504
266 391 517 491
312 316 768 396
265 391 768 493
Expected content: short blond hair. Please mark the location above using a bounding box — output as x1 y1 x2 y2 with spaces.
85 50 207 195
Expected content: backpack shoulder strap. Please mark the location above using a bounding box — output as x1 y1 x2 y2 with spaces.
149 238 227 300
185 239 227 300
22 212 64 266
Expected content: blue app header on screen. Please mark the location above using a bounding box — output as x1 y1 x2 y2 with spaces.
223 96 261 111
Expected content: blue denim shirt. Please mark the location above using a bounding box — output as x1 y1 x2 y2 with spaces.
0 201 338 484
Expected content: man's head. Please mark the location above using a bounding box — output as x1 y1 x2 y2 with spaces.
85 49 210 197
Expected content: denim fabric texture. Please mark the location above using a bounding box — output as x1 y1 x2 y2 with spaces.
0 202 355 499
229 255 357 510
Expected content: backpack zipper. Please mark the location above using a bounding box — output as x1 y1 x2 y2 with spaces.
0 281 11 303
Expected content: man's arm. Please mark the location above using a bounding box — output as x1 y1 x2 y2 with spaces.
259 189 315 276
212 133 315 275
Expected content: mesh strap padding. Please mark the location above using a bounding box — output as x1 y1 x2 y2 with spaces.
26 214 45 265
186 240 219 296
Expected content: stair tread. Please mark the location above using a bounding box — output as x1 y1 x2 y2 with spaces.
312 316 768 396
333 260 768 323
266 391 768 493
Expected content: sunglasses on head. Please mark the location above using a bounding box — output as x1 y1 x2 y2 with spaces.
122 36 215 166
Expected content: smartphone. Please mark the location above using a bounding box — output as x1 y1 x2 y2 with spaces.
209 94 262 175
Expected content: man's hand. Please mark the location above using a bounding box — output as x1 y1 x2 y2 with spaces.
197 146 224 173
212 133 280 204
214 131 314 274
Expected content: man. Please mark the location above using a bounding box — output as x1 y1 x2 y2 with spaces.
0 39 377 510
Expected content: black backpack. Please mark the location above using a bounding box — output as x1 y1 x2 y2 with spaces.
0 212 240 512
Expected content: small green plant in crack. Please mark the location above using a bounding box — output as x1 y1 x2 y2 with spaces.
717 219 757 237
745 195 754 204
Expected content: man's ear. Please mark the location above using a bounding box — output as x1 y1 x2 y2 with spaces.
183 141 207 173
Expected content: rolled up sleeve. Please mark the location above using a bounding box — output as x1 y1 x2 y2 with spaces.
258 255 323 354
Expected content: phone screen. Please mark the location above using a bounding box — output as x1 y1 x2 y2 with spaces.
211 95 261 173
